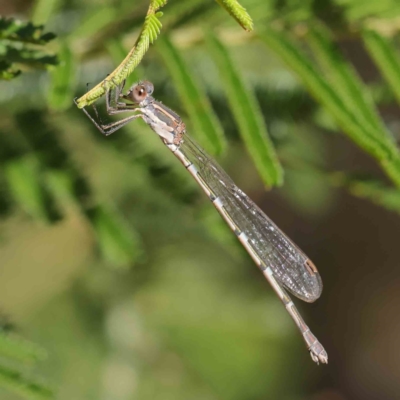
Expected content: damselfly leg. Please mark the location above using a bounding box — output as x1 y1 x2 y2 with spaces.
74 80 143 136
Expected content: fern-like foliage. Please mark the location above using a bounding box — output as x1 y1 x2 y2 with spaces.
76 0 255 107
3 1 400 398
260 27 400 188
363 30 400 106
156 35 226 155
206 32 283 187
0 17 57 80
4 0 400 248
0 330 53 399
76 0 168 107
214 0 254 31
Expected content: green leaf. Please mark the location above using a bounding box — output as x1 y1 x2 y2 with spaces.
0 17 56 44
0 60 20 80
363 30 400 108
337 0 400 21
159 0 214 30
333 173 400 214
76 1 167 107
69 8 118 41
0 17 57 80
260 28 400 187
156 35 226 155
48 41 75 110
106 38 141 88
44 169 91 215
0 43 57 68
306 24 390 140
86 205 143 269
214 0 254 31
149 0 168 11
206 32 283 187
0 364 53 400
0 332 46 364
4 157 49 221
31 0 62 25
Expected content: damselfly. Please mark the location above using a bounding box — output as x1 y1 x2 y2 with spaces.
75 80 328 364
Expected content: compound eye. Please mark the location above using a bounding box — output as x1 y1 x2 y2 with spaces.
131 85 148 102
143 81 154 95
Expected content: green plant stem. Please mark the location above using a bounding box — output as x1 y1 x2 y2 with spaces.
75 0 167 108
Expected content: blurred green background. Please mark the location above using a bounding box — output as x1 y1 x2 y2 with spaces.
1 0 400 399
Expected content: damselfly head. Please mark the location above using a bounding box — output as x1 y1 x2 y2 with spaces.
123 81 154 103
